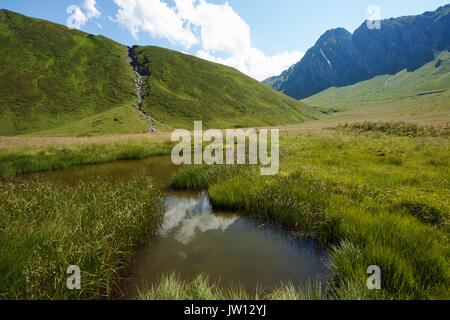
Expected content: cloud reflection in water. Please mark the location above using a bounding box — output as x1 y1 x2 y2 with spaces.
160 192 238 245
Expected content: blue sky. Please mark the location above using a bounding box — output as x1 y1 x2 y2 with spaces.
2 0 449 80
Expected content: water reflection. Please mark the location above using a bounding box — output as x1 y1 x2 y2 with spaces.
30 155 329 296
130 192 329 296
161 192 238 245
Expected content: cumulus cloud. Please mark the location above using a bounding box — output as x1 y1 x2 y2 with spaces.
113 0 198 48
197 48 303 82
84 0 101 19
66 0 101 29
112 0 303 80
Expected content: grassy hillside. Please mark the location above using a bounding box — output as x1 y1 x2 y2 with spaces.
0 10 321 136
0 9 141 136
304 51 450 116
132 46 322 130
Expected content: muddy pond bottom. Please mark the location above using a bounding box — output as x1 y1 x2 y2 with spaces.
127 191 329 296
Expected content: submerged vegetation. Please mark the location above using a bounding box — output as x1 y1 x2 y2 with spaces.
0 176 163 299
171 128 450 300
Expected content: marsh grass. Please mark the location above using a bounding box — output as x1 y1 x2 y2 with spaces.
0 135 175 179
0 176 164 299
137 272 328 300
337 121 449 137
171 128 450 299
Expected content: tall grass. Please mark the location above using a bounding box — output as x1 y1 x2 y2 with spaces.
337 121 449 137
137 272 327 300
171 129 450 299
0 176 164 299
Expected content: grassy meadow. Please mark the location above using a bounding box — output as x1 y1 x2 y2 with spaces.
0 119 448 300
0 6 448 302
169 124 450 300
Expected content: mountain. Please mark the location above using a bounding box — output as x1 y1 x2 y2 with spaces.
0 10 321 136
302 52 449 125
305 51 450 112
263 4 450 100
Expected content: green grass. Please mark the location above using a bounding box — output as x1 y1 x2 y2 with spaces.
0 176 164 299
0 10 137 136
171 128 450 299
32 103 151 136
0 10 322 136
0 134 175 179
137 272 328 300
335 121 449 137
137 271 384 300
131 46 322 130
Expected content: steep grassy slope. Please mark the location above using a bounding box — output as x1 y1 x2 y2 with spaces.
0 9 140 136
302 51 450 126
0 10 321 136
131 46 322 130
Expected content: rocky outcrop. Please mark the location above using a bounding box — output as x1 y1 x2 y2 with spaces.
127 46 159 133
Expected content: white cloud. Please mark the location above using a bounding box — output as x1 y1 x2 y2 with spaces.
84 0 101 19
112 0 303 80
66 0 101 29
197 48 303 81
113 0 198 48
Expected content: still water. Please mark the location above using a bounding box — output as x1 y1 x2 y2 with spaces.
41 156 329 295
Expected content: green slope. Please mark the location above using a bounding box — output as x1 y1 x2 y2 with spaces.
0 10 321 136
132 46 322 130
0 9 142 136
304 51 450 115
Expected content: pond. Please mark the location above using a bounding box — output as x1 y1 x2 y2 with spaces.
41 156 329 296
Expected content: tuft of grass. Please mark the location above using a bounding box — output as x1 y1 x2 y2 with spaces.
0 176 164 299
336 121 448 137
394 201 446 225
137 272 326 300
